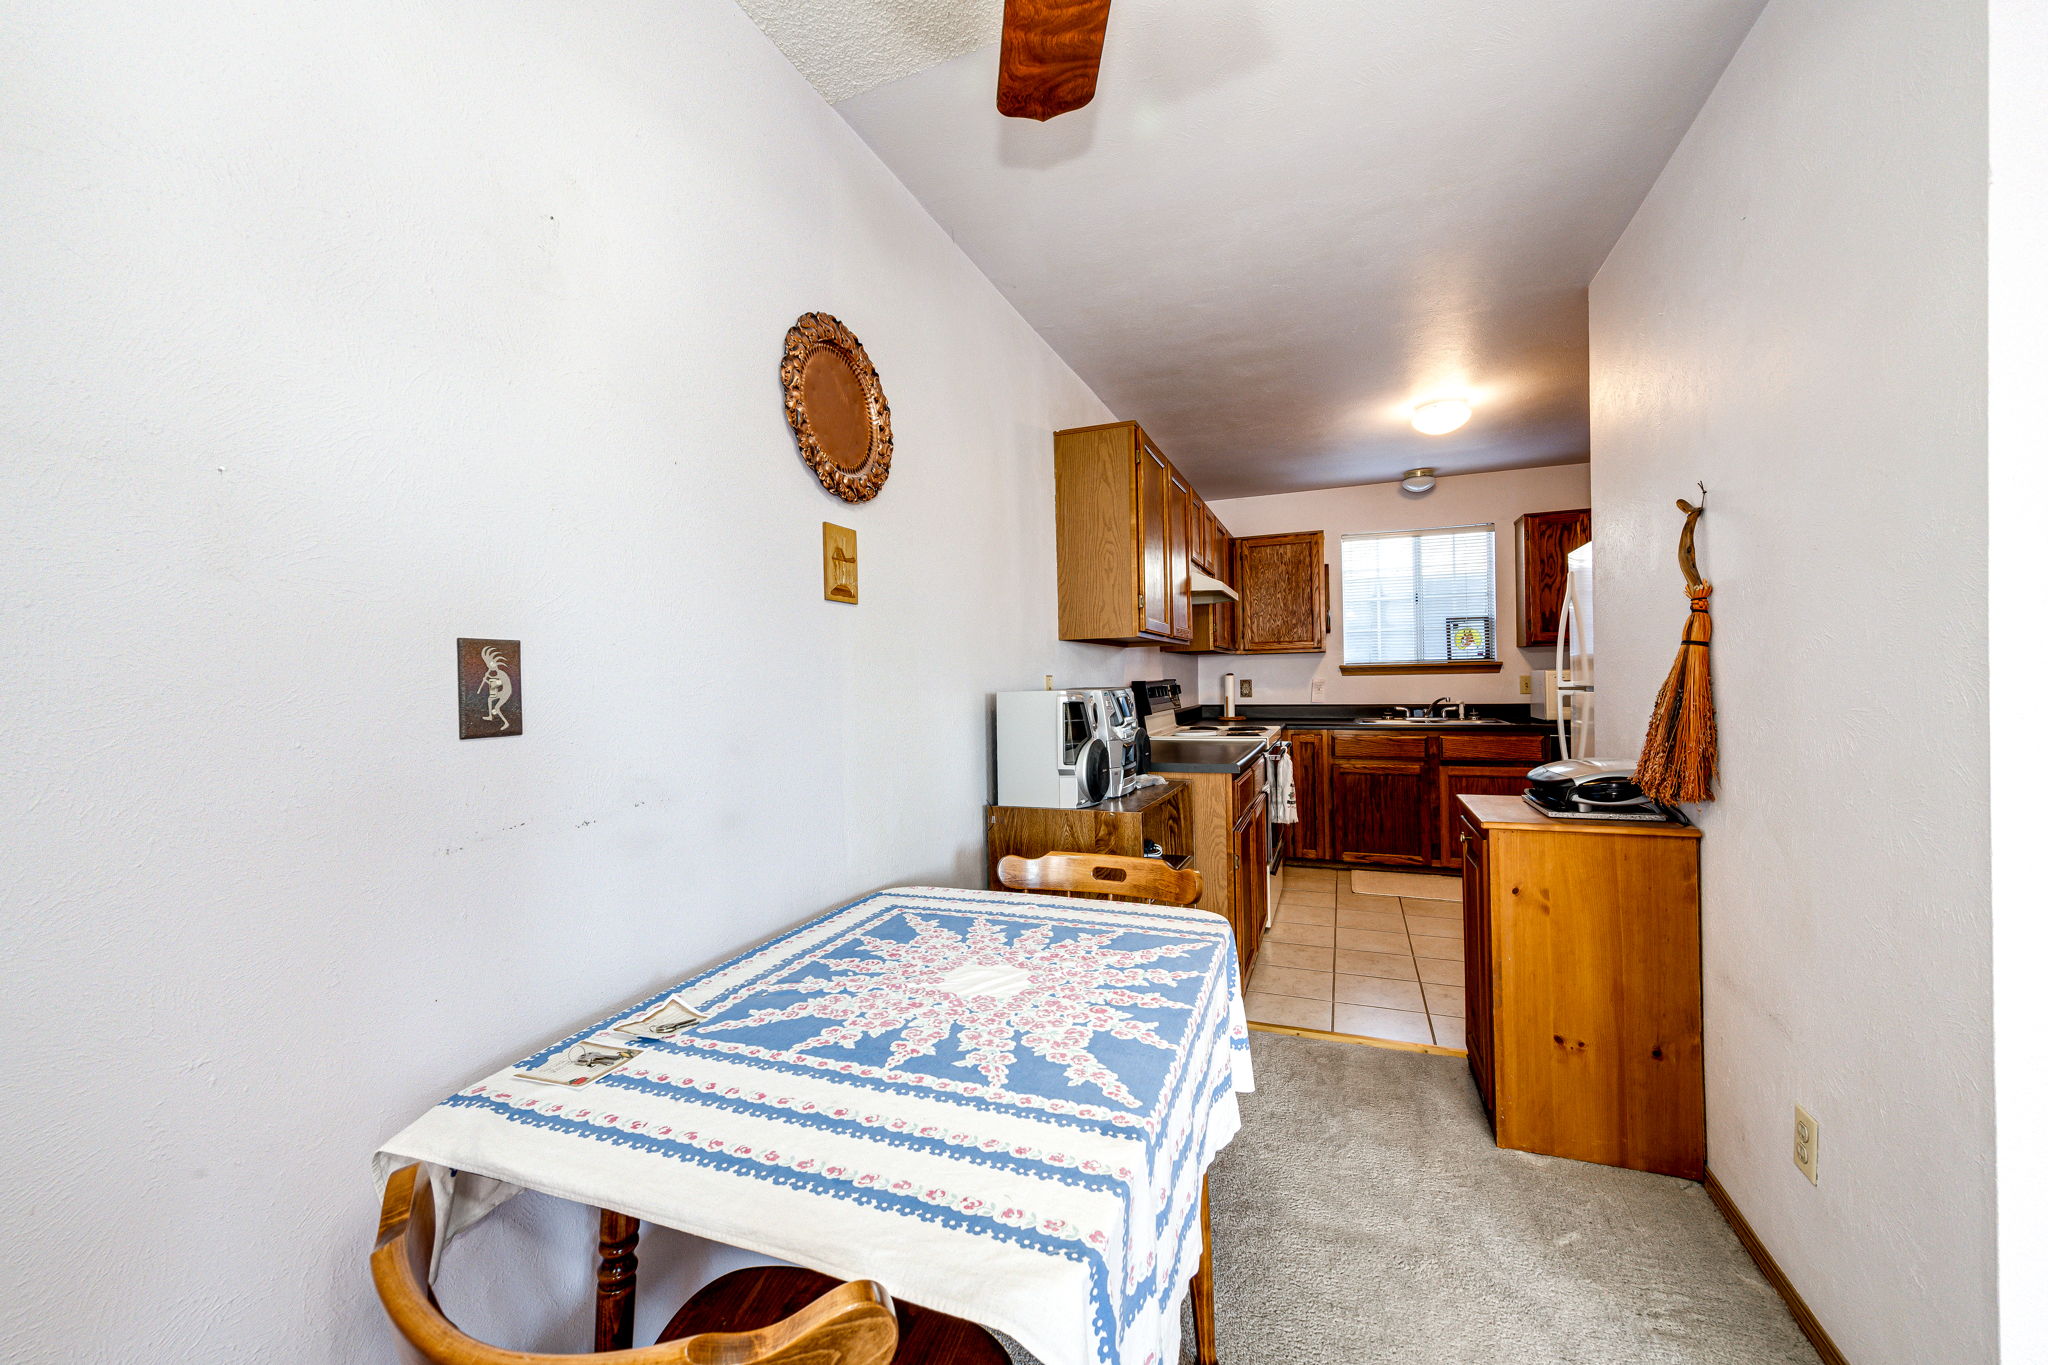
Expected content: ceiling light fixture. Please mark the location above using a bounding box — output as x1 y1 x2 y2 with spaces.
1411 397 1473 436
1401 468 1438 494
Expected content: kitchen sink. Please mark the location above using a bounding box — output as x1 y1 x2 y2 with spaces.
1368 716 1509 725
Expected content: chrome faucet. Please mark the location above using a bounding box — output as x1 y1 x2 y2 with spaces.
1427 696 1466 719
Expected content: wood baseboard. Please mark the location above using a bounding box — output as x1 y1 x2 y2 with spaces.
1702 1169 1850 1365
1247 1020 1466 1057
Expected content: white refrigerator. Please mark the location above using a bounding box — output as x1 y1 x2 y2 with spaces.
1555 542 1596 759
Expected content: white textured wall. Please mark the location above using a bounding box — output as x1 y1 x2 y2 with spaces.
1194 464 1592 709
0 2 1151 1358
1589 2 1992 1361
1990 1 2048 1356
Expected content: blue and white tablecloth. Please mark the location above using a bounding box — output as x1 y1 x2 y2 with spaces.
376 886 1253 1365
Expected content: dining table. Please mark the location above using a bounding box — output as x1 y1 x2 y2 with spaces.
376 884 1254 1365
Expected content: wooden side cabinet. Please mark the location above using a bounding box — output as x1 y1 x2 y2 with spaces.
986 781 1191 887
1054 422 1193 645
1515 508 1591 649
1457 795 1704 1179
1233 531 1326 653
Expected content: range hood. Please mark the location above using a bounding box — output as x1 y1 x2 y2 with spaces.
1190 570 1240 604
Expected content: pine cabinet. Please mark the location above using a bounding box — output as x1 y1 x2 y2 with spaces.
1054 422 1193 644
1233 531 1327 653
1514 508 1591 648
1458 795 1704 1178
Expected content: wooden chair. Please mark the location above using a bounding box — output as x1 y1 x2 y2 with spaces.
372 1164 1006 1364
997 851 1204 906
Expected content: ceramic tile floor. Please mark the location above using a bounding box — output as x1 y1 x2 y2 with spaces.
1246 865 1466 1049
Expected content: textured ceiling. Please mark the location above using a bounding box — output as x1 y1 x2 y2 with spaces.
735 0 1002 104
807 0 1769 498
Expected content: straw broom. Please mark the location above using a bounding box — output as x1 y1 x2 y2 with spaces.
1636 492 1718 805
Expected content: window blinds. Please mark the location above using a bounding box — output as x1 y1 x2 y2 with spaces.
1340 524 1498 665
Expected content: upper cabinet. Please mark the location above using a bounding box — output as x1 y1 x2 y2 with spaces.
1233 531 1328 653
1056 422 1194 645
1515 508 1591 648
1054 422 1323 651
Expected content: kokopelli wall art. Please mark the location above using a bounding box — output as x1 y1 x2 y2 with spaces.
457 638 522 738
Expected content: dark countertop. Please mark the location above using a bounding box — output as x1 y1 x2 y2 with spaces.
1177 703 1553 736
1146 741 1267 775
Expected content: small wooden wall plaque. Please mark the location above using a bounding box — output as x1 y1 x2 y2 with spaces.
458 638 522 737
823 523 858 604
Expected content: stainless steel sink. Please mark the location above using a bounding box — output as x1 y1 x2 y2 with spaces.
1367 716 1509 725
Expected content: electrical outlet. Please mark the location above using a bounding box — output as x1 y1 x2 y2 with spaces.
1793 1105 1819 1184
1238 679 1253 698
1519 674 1532 696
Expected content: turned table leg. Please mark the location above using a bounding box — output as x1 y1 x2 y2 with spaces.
1191 1176 1218 1365
595 1209 640 1351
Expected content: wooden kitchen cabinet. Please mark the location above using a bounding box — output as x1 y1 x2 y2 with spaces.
1285 728 1554 868
1232 793 1270 970
1054 422 1193 644
1458 795 1703 1178
1280 729 1329 860
1166 464 1193 643
1328 732 1433 866
1515 508 1591 649
1233 532 1327 653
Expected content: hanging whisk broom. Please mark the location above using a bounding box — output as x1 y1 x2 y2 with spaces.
1637 489 1718 804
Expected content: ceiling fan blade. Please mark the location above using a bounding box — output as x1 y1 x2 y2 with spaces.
997 0 1113 122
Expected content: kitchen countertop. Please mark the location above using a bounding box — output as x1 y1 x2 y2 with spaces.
1280 718 1555 734
1173 704 1552 735
1146 742 1268 776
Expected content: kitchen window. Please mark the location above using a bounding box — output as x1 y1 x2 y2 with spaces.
1338 523 1502 674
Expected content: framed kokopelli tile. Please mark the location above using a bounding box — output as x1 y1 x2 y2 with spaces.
823 522 858 604
458 638 521 738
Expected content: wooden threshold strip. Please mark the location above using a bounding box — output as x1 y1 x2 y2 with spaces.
1703 1169 1851 1365
1248 1020 1466 1058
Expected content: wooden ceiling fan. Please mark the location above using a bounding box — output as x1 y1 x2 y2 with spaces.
997 0 1114 121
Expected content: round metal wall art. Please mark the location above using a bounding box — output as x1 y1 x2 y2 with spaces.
780 312 893 503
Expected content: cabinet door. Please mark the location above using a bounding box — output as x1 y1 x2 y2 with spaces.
1459 815 1495 1115
1166 465 1193 642
1135 440 1175 638
1234 532 1327 653
1281 731 1329 861
1434 765 1530 867
1232 793 1269 973
1329 760 1432 865
1516 508 1591 648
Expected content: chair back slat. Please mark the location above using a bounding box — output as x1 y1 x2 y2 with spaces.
996 852 1203 907
370 1165 898 1364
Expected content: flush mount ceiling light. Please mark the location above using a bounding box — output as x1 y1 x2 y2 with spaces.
1411 398 1473 436
1400 468 1438 494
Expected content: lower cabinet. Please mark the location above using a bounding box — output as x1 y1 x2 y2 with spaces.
1280 730 1329 860
1329 759 1433 865
1231 793 1270 968
1459 795 1704 1178
1288 728 1552 867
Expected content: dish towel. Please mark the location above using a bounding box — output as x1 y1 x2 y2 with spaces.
1271 749 1298 824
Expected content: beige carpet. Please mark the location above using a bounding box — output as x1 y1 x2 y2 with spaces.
1010 1030 1818 1364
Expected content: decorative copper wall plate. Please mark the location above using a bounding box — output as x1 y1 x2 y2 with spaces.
780 313 892 502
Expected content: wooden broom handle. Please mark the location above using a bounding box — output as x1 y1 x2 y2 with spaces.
1675 487 1707 591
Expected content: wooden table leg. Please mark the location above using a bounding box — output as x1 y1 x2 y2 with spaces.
1191 1176 1218 1365
596 1209 640 1352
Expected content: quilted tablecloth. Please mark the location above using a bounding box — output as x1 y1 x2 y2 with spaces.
376 885 1254 1365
